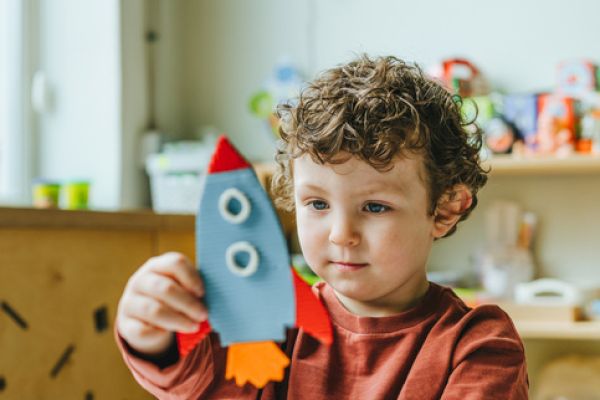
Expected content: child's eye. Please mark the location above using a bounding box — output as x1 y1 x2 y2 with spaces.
308 200 329 211
363 202 390 213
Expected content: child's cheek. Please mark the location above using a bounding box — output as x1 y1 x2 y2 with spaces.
296 214 325 268
295 213 312 250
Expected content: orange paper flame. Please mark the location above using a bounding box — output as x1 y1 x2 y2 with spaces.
225 341 290 388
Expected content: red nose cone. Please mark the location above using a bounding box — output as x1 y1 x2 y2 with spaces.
207 135 251 173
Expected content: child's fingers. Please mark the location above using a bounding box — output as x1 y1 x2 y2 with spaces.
146 252 204 297
125 294 200 333
134 272 207 322
117 317 175 355
119 314 165 338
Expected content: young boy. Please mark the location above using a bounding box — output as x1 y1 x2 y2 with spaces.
116 55 529 399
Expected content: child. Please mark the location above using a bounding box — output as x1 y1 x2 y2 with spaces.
116 55 529 399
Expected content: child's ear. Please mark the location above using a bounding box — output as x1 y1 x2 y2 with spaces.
431 184 472 239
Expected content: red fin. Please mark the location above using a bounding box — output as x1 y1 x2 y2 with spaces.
207 135 251 173
292 268 333 345
176 320 212 357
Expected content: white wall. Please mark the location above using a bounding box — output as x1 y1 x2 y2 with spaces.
311 0 600 92
120 0 150 209
154 0 184 139
176 0 311 160
173 0 600 162
37 0 121 209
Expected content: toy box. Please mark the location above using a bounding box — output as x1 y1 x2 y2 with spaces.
146 146 210 214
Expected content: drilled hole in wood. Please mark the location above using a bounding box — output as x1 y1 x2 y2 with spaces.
94 306 108 333
0 376 5 391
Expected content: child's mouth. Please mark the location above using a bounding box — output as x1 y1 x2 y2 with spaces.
331 261 369 271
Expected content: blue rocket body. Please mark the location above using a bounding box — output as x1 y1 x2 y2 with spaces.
198 167 295 346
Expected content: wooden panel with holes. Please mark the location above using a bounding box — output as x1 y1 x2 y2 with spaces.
0 208 195 399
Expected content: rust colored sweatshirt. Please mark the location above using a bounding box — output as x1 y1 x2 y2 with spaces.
116 282 529 399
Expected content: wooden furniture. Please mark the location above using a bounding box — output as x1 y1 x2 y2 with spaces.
0 207 194 399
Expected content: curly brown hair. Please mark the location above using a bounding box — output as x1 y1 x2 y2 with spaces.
272 55 488 238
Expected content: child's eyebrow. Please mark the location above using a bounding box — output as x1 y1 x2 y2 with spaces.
295 183 327 193
359 184 406 196
296 181 407 196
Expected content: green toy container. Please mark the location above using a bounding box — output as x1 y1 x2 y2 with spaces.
61 180 90 210
32 179 61 209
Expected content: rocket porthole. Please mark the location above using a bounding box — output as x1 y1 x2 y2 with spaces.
225 241 259 277
219 188 251 224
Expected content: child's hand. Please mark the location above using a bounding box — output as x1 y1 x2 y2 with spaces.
116 252 207 356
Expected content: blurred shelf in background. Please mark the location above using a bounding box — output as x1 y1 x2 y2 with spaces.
486 154 600 175
515 320 600 340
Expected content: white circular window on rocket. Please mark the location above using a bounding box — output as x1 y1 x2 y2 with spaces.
226 241 259 277
219 188 251 224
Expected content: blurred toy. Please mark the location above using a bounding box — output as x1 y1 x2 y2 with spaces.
176 136 332 389
461 95 495 125
475 201 536 300
291 253 321 286
461 94 520 154
515 278 584 306
428 58 489 97
249 58 304 141
501 94 539 150
579 109 600 153
535 94 577 156
484 117 516 154
557 60 597 96
61 180 90 210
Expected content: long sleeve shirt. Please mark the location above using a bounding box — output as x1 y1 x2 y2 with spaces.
116 281 529 399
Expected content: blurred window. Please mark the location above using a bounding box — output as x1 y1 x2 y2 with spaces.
0 0 28 204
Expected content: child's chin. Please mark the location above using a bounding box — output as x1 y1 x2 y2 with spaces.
331 282 374 301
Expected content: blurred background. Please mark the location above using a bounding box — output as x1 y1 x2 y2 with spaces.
2 0 600 398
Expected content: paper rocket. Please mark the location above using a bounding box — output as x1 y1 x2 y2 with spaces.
176 135 332 388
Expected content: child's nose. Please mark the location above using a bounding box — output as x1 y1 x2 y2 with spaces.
328 214 360 247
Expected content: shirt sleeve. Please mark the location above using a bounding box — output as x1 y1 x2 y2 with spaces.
114 327 219 399
440 305 529 400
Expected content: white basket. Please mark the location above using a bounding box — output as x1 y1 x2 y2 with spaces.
146 153 207 214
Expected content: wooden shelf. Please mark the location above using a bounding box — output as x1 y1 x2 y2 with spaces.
0 207 194 230
256 156 600 176
515 320 600 340
485 154 600 175
461 298 600 340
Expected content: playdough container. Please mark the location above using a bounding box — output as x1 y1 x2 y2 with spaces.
32 179 61 209
61 180 90 210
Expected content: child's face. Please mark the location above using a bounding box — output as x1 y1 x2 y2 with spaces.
293 153 435 316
